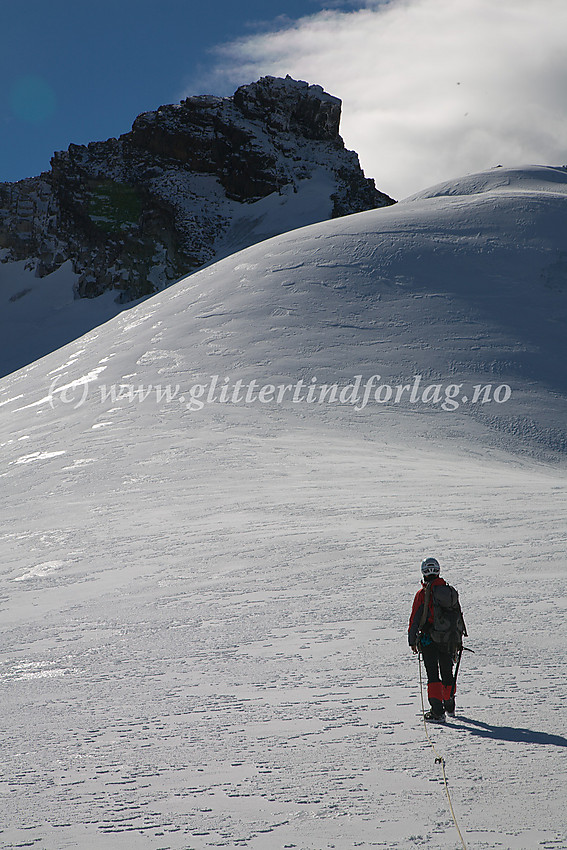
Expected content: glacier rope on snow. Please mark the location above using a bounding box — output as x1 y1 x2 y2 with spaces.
418 651 468 850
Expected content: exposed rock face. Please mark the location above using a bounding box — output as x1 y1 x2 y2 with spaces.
0 76 394 303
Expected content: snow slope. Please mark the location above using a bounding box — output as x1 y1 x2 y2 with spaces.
0 166 566 849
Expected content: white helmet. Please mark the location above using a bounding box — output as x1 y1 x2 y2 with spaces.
421 557 440 577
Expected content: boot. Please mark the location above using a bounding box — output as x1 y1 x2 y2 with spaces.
443 698 455 716
424 709 446 723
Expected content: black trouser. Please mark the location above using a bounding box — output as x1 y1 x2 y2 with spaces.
421 642 455 714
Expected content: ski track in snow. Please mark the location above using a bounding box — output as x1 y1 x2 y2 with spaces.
0 167 566 849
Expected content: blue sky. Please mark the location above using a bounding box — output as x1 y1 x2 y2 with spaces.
1 0 334 183
2 0 566 198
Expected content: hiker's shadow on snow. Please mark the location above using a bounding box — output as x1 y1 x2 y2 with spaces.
454 716 567 747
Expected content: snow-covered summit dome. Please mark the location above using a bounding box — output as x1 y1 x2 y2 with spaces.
403 164 567 202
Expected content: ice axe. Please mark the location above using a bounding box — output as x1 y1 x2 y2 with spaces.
449 645 474 700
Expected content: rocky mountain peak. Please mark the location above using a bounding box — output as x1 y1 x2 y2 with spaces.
0 76 395 305
232 75 342 140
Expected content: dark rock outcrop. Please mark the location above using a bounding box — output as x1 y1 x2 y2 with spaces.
0 75 394 303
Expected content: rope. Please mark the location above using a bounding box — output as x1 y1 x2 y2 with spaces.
418 651 468 850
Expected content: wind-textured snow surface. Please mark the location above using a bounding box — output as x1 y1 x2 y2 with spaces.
0 166 566 849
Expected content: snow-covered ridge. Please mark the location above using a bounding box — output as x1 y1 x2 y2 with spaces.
404 163 567 201
2 164 566 459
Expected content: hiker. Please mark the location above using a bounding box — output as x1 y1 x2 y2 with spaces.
408 557 467 722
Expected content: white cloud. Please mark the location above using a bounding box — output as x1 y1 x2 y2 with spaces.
194 0 567 198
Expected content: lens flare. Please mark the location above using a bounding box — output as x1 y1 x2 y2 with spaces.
9 75 57 124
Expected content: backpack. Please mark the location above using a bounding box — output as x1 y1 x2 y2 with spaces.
429 583 466 655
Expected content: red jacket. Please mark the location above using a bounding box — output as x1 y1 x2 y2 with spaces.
408 577 446 646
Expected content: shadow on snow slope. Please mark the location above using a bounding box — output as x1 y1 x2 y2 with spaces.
453 716 567 747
